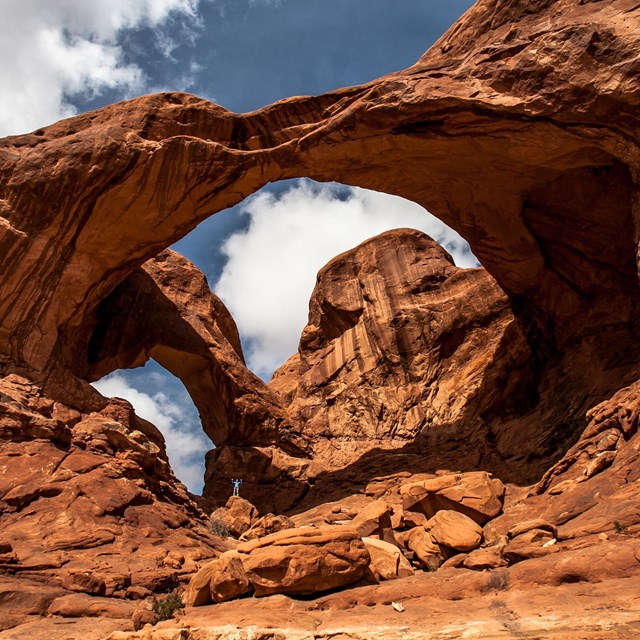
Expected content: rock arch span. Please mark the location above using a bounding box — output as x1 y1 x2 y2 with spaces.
84 249 305 453
0 0 638 475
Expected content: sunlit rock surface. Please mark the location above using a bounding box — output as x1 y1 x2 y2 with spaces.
0 0 639 636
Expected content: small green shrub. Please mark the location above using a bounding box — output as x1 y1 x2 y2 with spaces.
210 517 230 538
613 520 627 533
152 592 184 623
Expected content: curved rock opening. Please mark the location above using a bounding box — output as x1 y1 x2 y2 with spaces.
207 178 480 381
0 0 636 518
2 1 640 626
80 249 295 454
92 361 212 494
65 178 485 505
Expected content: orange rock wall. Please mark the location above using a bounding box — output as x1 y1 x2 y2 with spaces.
0 0 638 416
270 229 531 468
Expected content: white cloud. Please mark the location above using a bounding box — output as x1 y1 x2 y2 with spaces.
93 372 210 493
215 180 478 380
0 0 203 137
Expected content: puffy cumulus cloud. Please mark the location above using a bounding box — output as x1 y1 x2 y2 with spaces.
0 0 203 137
93 371 210 493
215 180 478 380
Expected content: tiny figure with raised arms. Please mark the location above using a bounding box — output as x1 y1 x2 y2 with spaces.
231 478 243 497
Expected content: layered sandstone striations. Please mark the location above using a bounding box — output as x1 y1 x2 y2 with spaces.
270 229 531 477
0 0 639 637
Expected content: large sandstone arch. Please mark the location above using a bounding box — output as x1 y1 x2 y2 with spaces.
83 249 304 452
2 3 640 624
0 0 638 463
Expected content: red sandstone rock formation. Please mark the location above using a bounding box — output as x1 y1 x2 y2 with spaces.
0 0 637 415
0 0 638 637
0 374 225 630
83 249 305 453
0 0 636 501
205 228 532 512
269 229 531 476
185 526 370 604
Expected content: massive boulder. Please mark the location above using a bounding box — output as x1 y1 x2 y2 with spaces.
0 0 639 635
362 537 415 581
269 230 531 473
427 511 483 553
238 526 370 597
186 526 371 603
397 526 445 571
401 472 505 526
184 551 251 606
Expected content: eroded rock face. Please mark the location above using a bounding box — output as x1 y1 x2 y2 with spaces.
203 442 311 512
0 374 223 618
84 249 305 452
0 0 636 436
270 230 531 471
0 0 639 635
0 0 635 512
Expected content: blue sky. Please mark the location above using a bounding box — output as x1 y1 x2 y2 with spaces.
2 0 475 492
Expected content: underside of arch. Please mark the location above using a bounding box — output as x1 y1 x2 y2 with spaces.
82 249 306 454
0 0 638 504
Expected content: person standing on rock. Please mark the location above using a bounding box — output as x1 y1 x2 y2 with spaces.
231 478 242 496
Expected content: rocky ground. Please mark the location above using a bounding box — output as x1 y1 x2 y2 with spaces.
0 372 637 638
1 0 640 637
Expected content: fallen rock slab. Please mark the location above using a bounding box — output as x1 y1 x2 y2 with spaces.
185 526 371 603
401 472 505 525
362 537 414 581
47 593 137 619
208 552 252 603
463 546 508 571
237 526 370 597
508 540 640 588
502 528 558 564
240 513 294 541
398 527 444 571
183 561 222 607
184 551 251 606
507 519 558 540
0 617 134 640
351 499 392 538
